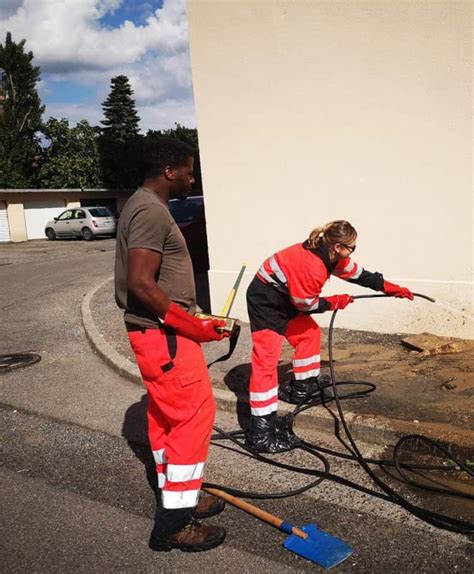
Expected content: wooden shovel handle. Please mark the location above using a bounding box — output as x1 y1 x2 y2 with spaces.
204 487 308 539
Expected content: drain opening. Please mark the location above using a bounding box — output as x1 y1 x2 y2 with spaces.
0 353 41 373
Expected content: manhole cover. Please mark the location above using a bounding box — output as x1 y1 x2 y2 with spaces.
0 353 41 373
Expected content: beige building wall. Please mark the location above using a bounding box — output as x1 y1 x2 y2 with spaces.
6 202 27 242
187 0 473 338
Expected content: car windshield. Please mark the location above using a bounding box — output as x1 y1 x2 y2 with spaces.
169 199 203 224
88 207 113 218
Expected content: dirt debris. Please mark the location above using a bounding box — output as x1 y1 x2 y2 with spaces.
401 332 474 357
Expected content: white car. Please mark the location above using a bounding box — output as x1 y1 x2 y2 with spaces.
45 207 116 241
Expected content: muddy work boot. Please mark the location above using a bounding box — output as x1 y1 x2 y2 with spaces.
194 492 225 519
149 519 226 552
279 375 332 405
246 412 300 453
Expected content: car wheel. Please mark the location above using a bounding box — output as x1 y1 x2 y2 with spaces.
45 228 56 241
81 227 94 241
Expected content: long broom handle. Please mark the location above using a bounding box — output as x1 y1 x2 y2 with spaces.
219 263 247 317
204 487 308 540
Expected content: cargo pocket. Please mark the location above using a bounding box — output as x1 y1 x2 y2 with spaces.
178 369 202 389
127 333 169 383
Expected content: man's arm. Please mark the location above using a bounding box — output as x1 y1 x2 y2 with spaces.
127 247 228 342
127 248 170 318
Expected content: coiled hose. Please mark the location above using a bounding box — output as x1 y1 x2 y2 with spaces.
205 293 474 535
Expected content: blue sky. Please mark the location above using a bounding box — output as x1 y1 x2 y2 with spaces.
0 0 196 131
100 1 165 27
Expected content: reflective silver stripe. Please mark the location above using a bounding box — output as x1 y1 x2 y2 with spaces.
167 462 205 482
351 265 363 279
250 388 278 402
335 259 358 277
251 403 278 416
344 260 356 273
153 448 167 464
158 473 166 488
291 295 319 311
162 489 200 509
306 299 320 312
291 295 317 306
294 368 320 380
291 295 314 305
269 256 287 285
258 264 278 285
293 354 321 367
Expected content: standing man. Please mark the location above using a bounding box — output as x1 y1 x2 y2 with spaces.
115 137 228 552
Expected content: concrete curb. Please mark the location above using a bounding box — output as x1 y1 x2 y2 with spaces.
82 280 474 457
81 276 141 385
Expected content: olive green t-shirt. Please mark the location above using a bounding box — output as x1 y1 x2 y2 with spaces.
114 187 196 328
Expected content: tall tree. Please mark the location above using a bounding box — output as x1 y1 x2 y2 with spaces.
101 75 140 141
38 118 102 189
99 75 141 188
147 123 199 150
0 32 44 188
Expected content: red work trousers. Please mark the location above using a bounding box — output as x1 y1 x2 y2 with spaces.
128 327 216 533
249 314 321 416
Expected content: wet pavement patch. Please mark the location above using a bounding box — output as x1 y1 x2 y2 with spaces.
0 353 41 373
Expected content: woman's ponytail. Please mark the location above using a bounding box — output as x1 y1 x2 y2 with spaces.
306 220 357 250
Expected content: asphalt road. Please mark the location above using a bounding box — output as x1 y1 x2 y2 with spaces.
0 239 472 573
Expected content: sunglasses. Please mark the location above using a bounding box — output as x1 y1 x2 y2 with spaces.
341 243 356 253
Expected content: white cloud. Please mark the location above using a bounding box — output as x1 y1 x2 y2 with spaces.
44 102 104 128
0 0 23 20
0 0 196 131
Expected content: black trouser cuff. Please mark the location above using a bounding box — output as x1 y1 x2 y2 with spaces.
152 504 195 537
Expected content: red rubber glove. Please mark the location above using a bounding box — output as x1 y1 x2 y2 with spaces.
164 303 230 342
325 294 354 310
383 281 414 300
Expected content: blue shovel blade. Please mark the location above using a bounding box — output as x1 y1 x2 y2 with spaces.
283 524 353 569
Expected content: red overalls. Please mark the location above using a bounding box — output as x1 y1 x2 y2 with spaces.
128 325 215 525
247 242 370 417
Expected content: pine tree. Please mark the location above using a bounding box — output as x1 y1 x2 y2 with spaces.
0 32 44 188
101 75 140 141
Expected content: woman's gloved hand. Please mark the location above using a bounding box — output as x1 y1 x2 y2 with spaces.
164 303 230 342
325 294 354 310
383 281 414 300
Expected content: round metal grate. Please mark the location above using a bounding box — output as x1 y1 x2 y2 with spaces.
0 353 41 373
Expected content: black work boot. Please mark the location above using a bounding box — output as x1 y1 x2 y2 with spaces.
246 413 300 453
194 492 225 519
279 375 332 405
149 519 226 552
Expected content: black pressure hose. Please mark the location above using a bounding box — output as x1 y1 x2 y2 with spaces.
206 293 474 534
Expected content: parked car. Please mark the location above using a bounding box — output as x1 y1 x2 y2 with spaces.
168 196 209 273
44 207 116 241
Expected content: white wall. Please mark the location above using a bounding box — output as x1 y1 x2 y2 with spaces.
187 0 473 338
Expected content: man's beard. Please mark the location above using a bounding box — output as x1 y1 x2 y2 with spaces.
174 185 190 200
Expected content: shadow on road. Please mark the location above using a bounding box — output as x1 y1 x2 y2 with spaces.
121 394 159 499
